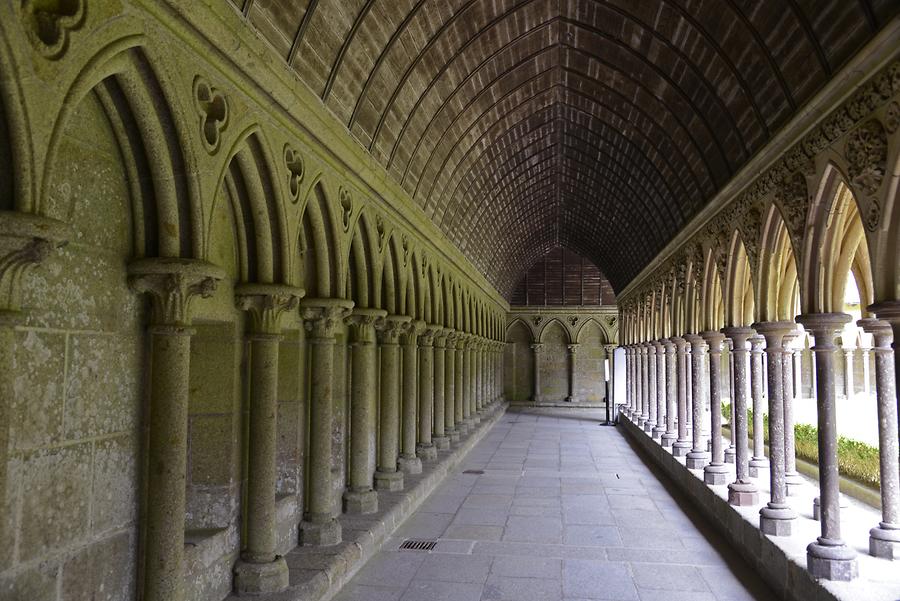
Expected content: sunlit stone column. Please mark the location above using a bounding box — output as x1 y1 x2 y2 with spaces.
398 320 425 474
456 336 467 434
471 340 481 421
129 259 223 601
747 334 768 477
702 332 728 485
433 328 450 450
754 321 797 536
604 344 617 410
375 315 411 491
672 337 691 456
531 343 544 403
416 325 439 461
858 315 900 560
725 338 737 464
640 343 651 427
623 346 632 416
685 334 709 469
661 340 677 447
782 330 804 495
644 343 657 433
234 284 303 594
445 331 459 443
721 327 758 506
843 346 854 398
796 312 857 580
684 339 693 431
652 340 666 440
566 344 580 402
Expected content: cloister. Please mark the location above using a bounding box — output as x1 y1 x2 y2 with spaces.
1 2 899 601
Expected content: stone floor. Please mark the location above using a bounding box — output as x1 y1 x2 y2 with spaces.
333 408 775 601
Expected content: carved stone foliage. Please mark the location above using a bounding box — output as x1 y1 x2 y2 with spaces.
0 212 70 316
346 308 386 344
284 145 304 203
885 101 900 134
194 77 228 153
737 200 763 272
128 259 225 328
531 315 542 327
378 316 409 345
845 119 888 197
21 0 85 59
300 300 353 339
235 284 304 335
339 187 353 232
774 171 809 252
375 215 386 251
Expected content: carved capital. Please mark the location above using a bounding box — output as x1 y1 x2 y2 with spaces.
530 343 544 353
567 344 580 354
402 319 426 345
379 314 411 345
345 307 386 344
300 298 354 340
235 283 304 336
128 258 225 328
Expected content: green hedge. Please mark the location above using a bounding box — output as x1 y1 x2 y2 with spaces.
720 402 880 489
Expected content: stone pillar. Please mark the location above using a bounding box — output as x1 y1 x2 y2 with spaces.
858 316 900 559
721 327 758 506
129 259 224 601
685 334 709 469
652 341 666 439
233 285 303 593
531 343 543 403
456 337 467 434
623 346 632 416
375 315 410 491
795 312 857 580
754 321 797 536
672 337 691 456
398 320 424 474
433 328 450 450
701 332 728 485
298 298 353 546
862 347 872 396
782 331 804 495
604 344 617 409
640 344 650 427
416 325 439 461
843 347 854 398
470 340 480 422
725 338 737 464
566 343 580 402
445 331 459 443
645 343 657 432
661 340 677 447
684 339 693 431
343 308 387 514
748 334 768 477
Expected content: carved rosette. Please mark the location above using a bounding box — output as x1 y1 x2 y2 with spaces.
300 298 354 340
128 258 225 328
378 315 411 345
235 284 304 336
346 308 387 344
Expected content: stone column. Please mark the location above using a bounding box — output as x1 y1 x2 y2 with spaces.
754 321 797 536
725 338 737 463
531 343 543 403
858 317 900 559
456 337 467 434
416 325 439 461
862 347 872 395
843 347 854 398
701 332 728 485
298 298 353 546
433 328 450 450
748 334 769 477
795 312 857 580
470 340 480 422
684 339 693 431
782 331 803 495
672 337 691 456
129 259 224 601
721 327 758 506
444 331 458 443
343 308 387 514
398 320 424 474
652 341 666 440
685 334 709 469
375 315 411 491
640 344 650 427
566 343 580 402
604 344 616 409
661 340 677 447
645 343 657 432
233 285 303 593
623 346 632 416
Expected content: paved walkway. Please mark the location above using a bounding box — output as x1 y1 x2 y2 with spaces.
334 408 775 601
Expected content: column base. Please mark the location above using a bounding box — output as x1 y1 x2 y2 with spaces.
449 429 461 443
869 525 900 559
643 420 655 433
660 432 677 448
785 471 804 496
651 426 665 441
703 463 729 485
727 481 759 506
471 414 482 425
760 504 797 536
637 417 647 428
565 396 579 403
807 540 858 581
724 447 736 464
397 454 422 474
748 457 769 478
672 440 691 457
813 495 849 521
457 422 469 436
374 469 404 491
343 488 378 514
434 436 450 450
416 443 438 461
685 450 709 469
299 517 342 546
233 556 289 595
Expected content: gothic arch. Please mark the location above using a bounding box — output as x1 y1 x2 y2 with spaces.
299 182 341 298
723 230 755 327
757 204 800 322
575 318 609 345
537 318 572 344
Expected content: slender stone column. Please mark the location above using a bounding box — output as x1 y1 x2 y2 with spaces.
566 344 580 402
701 332 728 485
129 259 224 601
639 344 650 426
684 340 693 431
343 308 387 514
862 347 872 395
685 334 709 469
652 341 666 439
644 343 657 432
795 312 857 580
233 285 303 593
721 327 758 506
298 298 353 546
456 337 467 434
843 347 854 398
672 337 691 456
635 345 644 423
782 331 803 495
858 317 900 559
470 340 480 422
748 334 769 477
725 338 737 463
433 328 450 450
375 315 411 491
531 343 544 403
445 331 459 443
398 320 424 474
623 346 631 415
661 340 677 447
416 325 439 461
754 321 797 536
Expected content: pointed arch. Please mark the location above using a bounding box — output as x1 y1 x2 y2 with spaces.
299 182 341 297
538 318 572 344
757 204 801 322
723 230 755 327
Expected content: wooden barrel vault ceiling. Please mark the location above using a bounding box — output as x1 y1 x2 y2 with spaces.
230 0 897 295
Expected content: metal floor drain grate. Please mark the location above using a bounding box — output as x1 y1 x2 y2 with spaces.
399 539 437 551
462 469 485 475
